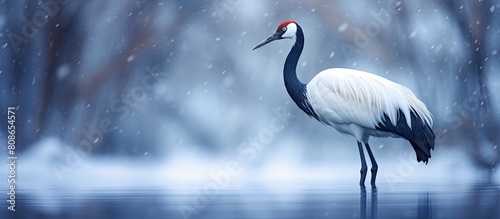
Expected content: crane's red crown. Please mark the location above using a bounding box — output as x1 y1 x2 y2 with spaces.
277 20 296 32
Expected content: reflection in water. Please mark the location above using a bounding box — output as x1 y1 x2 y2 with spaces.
360 188 367 219
1 183 499 219
372 188 378 219
418 193 432 219
359 187 378 219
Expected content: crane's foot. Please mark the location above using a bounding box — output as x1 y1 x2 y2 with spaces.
360 185 367 195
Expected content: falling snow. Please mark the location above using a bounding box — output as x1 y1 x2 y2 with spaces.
338 23 348 32
127 55 135 62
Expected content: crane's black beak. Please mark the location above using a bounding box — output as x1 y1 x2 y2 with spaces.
252 32 282 50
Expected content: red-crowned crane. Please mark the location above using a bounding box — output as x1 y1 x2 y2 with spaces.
253 20 435 187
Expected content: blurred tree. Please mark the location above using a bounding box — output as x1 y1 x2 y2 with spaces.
441 0 499 181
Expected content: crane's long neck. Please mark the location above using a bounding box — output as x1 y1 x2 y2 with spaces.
283 26 317 118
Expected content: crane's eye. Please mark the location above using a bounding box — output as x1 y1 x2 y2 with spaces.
282 26 287 32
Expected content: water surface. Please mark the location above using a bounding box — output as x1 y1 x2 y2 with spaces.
3 183 499 219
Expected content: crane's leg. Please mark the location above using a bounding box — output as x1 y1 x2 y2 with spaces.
357 141 367 187
364 143 378 187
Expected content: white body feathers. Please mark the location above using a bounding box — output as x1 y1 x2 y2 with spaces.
306 68 433 143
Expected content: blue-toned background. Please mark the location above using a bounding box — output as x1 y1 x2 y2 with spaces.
1 0 499 218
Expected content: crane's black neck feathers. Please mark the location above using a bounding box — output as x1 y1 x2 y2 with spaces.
283 24 319 120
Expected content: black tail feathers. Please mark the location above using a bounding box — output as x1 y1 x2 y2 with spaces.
376 109 435 163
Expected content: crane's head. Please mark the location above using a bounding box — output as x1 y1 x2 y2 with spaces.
253 20 298 50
